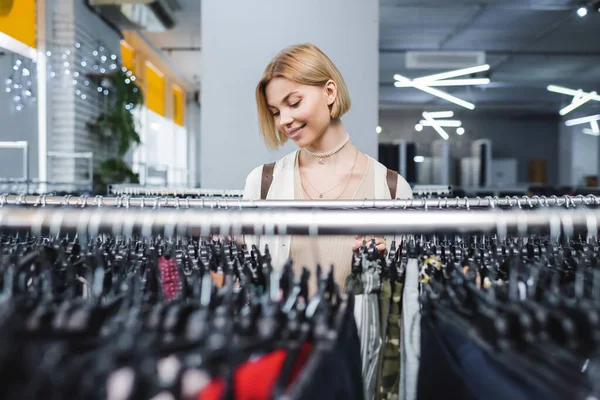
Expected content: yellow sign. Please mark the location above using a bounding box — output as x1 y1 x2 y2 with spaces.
173 85 185 126
0 0 36 48
120 40 135 71
146 61 165 116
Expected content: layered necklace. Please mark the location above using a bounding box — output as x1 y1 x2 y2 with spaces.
303 132 350 164
300 147 359 199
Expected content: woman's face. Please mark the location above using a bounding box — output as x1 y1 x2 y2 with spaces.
265 77 336 148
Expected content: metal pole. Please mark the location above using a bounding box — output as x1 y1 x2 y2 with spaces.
23 142 29 194
88 153 94 191
0 207 595 237
0 194 598 209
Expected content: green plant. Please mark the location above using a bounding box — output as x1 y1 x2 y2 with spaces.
93 158 140 194
88 68 144 192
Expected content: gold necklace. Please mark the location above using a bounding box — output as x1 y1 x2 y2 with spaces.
300 149 359 199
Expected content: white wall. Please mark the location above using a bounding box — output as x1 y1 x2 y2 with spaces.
200 0 379 189
558 113 599 187
0 52 38 181
570 126 599 187
186 100 200 186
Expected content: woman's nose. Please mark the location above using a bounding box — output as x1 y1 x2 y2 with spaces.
279 110 293 127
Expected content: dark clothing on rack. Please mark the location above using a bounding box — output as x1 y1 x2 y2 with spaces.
286 295 364 400
197 344 313 399
418 308 564 400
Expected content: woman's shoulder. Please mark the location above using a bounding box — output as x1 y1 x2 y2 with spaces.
243 150 298 195
369 156 412 199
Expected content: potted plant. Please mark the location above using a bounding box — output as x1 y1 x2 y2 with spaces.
87 67 144 193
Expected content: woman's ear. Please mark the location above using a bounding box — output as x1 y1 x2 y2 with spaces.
324 79 338 106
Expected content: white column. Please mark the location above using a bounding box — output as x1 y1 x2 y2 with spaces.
559 113 599 187
200 0 379 190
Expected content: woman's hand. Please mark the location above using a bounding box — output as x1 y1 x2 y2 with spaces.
353 235 386 253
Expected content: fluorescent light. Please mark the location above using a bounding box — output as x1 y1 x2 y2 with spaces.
547 85 576 95
457 127 465 135
577 7 588 17
592 120 600 134
376 126 382 134
395 74 476 110
414 156 425 163
422 112 450 140
565 115 600 126
559 91 597 115
414 64 490 83
583 128 599 136
419 120 462 127
425 111 454 119
415 124 424 132
547 85 600 102
394 78 490 87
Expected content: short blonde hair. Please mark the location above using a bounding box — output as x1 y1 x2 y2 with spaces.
256 43 351 150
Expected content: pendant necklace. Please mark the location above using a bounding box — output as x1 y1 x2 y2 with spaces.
303 132 350 164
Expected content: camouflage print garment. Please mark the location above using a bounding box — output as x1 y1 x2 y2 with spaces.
378 281 403 400
374 278 392 400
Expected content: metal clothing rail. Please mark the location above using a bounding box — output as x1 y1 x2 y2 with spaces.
108 185 453 198
0 207 596 237
108 185 244 197
0 194 599 210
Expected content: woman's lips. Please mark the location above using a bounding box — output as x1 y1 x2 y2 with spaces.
287 124 306 140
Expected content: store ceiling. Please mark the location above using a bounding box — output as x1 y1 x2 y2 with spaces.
142 0 600 113
380 0 600 113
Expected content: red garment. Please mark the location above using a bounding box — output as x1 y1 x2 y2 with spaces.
158 256 182 301
197 343 312 400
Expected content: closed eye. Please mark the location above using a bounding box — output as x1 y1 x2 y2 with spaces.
290 100 301 108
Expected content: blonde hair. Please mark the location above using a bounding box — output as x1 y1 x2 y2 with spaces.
256 43 351 150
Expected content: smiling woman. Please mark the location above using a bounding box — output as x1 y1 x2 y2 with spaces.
244 43 412 293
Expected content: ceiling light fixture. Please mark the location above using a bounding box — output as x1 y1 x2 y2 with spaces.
394 65 489 110
376 126 382 134
419 119 462 127
565 115 600 134
422 112 450 140
413 64 490 83
547 85 600 101
394 78 490 87
415 124 424 132
577 6 588 17
565 114 600 126
583 128 599 136
425 111 454 119
547 85 600 115
395 74 476 110
560 91 598 116
414 156 425 163
456 127 465 135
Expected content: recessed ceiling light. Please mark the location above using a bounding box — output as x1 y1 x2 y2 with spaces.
577 7 588 17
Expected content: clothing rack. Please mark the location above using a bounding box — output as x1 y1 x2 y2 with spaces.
0 193 598 209
0 206 596 237
108 185 244 197
108 185 453 198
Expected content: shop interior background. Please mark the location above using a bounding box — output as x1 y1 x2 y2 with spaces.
1 0 600 198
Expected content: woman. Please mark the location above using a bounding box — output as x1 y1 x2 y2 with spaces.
243 43 412 291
